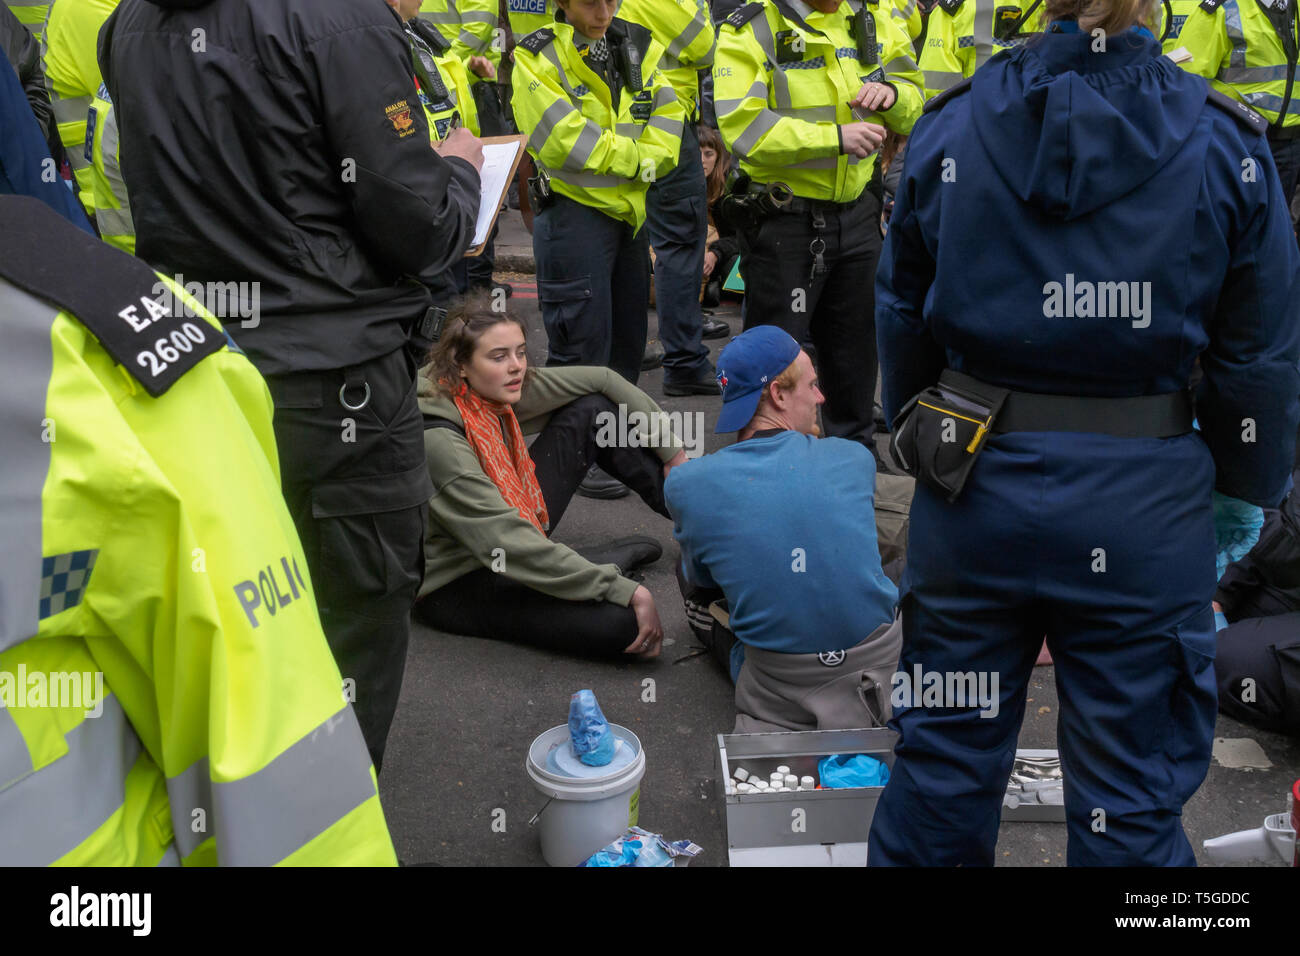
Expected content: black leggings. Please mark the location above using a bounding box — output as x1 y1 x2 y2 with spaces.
414 394 669 659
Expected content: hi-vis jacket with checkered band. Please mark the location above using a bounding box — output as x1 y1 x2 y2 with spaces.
916 0 1046 96
1175 0 1300 129
713 0 924 203
618 0 718 119
0 198 396 866
511 18 685 231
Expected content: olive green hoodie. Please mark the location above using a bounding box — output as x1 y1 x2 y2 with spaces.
417 365 683 607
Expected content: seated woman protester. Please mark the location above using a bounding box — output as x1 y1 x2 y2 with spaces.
415 295 688 659
698 125 739 311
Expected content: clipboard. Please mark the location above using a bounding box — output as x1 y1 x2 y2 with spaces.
463 133 527 257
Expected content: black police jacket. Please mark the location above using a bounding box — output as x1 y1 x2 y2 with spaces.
99 0 480 376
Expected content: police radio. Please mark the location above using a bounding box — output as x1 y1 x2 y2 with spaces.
851 5 879 66
992 5 1023 41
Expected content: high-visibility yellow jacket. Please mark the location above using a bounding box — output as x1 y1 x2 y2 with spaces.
511 19 684 230
1161 0 1206 47
408 23 480 140
39 0 118 214
5 0 49 44
504 0 555 47
1175 0 1300 129
713 0 924 202
917 0 1045 96
618 0 717 119
86 83 133 253
418 0 502 79
891 0 924 41
0 196 396 867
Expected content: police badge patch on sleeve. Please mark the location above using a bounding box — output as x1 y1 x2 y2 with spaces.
385 100 416 138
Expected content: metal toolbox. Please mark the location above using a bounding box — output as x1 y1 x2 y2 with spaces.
716 727 898 867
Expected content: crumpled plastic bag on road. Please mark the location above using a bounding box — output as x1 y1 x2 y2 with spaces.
580 827 703 867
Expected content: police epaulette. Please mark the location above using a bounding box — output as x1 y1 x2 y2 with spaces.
724 2 765 30
517 27 556 54
923 76 972 113
1206 87 1268 134
1198 0 1222 11
0 197 225 397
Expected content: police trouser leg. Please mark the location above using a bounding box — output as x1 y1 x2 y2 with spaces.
646 123 711 382
869 433 1218 866
535 196 649 383
268 347 432 774
738 191 881 446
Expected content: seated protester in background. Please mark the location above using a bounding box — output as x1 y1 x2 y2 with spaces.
1213 468 1300 736
415 294 689 660
699 124 738 311
665 327 901 733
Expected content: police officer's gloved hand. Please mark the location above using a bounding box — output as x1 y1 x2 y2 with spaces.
1212 490 1265 579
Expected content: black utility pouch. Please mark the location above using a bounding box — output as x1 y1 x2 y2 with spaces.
890 370 1009 503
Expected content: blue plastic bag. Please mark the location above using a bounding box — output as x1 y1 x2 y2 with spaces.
818 753 890 788
568 689 616 766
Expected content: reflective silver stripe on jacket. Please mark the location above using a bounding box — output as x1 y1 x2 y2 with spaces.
1241 89 1300 117
712 79 771 118
170 706 376 866
0 708 33 791
0 283 55 653
98 105 134 237
455 27 492 53
971 0 997 69
925 69 963 91
552 166 626 189
1218 63 1291 84
747 9 796 110
0 694 141 865
1224 0 1247 70
894 0 918 20
666 9 711 62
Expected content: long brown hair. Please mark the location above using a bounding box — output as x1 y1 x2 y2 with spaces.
698 125 732 207
426 292 531 396
1041 0 1159 36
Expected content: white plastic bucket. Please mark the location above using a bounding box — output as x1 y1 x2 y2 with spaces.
526 723 646 867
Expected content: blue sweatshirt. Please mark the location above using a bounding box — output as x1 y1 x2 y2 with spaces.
665 430 898 679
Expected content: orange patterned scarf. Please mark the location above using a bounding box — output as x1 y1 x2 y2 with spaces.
450 381 549 534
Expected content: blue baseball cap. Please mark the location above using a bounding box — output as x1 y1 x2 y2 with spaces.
714 326 802 433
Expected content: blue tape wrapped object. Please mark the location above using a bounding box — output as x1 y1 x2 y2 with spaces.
568 689 616 766
581 827 704 867
818 753 890 788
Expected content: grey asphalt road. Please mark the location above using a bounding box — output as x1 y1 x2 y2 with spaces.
378 215 1299 867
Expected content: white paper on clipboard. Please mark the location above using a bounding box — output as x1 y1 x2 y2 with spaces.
465 134 526 257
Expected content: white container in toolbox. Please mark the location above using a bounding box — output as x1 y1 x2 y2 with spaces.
717 727 898 866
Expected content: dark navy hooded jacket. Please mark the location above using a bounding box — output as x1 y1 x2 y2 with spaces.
877 27 1300 508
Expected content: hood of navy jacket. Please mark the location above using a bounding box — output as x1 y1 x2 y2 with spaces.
971 27 1207 220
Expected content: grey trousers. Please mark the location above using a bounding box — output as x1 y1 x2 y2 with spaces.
733 614 903 734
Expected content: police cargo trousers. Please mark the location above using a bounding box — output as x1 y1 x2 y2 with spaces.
266 347 431 774
534 195 650 384
646 122 712 383
867 432 1219 866
738 189 882 447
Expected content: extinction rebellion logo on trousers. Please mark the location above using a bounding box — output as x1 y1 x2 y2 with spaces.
50 887 151 936
1042 274 1152 328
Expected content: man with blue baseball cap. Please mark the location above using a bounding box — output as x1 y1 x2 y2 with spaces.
664 327 902 732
